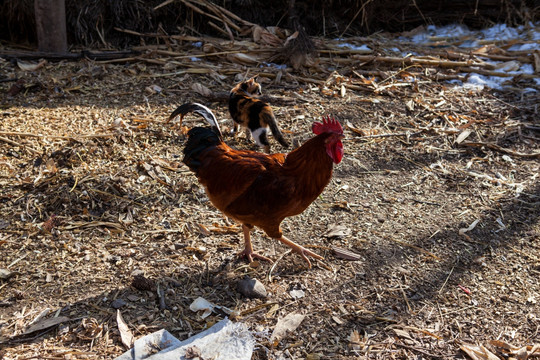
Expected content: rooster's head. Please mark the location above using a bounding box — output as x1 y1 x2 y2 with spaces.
312 116 344 164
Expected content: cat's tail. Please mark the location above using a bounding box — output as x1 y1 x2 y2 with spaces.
263 112 290 149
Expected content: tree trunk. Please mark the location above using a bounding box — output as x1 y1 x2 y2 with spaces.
34 0 67 53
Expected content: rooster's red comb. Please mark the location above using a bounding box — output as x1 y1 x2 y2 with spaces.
312 115 343 135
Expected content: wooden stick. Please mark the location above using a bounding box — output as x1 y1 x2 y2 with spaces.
320 54 495 70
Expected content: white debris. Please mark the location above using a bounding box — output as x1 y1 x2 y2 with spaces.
189 297 238 319
115 318 254 360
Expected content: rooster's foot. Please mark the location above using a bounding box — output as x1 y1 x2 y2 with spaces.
278 236 323 269
238 248 273 263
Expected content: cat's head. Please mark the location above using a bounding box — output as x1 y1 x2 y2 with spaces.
241 76 262 96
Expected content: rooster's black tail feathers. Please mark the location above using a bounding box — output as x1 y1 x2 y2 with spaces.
168 102 223 138
168 102 224 174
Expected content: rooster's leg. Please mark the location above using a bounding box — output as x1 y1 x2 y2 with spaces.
238 224 273 263
277 236 323 268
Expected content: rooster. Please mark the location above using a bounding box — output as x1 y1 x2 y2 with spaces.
167 103 344 268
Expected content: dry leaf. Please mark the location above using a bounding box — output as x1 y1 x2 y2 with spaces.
227 53 261 65
492 60 520 72
393 328 413 340
346 121 367 136
349 329 364 351
118 211 134 225
45 158 57 174
325 224 351 238
17 59 47 71
265 303 280 319
405 99 415 111
0 268 20 280
289 289 305 299
196 223 211 236
192 82 212 97
333 247 362 261
41 214 59 233
283 30 299 47
145 84 162 94
75 318 103 340
459 219 480 235
208 223 241 234
455 129 473 144
21 316 70 336
185 346 203 359
460 343 500 360
252 25 264 43
116 309 134 349
271 312 305 342
489 340 540 359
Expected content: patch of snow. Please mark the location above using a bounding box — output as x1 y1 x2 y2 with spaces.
518 63 534 75
336 43 372 51
398 22 539 90
260 62 287 69
480 23 521 41
508 42 540 51
464 74 507 91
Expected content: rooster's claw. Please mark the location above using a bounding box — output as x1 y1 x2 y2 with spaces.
238 248 274 263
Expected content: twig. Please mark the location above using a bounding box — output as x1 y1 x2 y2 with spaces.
411 198 441 206
157 284 168 310
0 131 115 140
268 249 292 283
0 136 40 155
353 131 425 139
460 142 540 158
438 265 455 294
142 229 185 234
393 342 446 358
387 237 441 260
0 77 19 83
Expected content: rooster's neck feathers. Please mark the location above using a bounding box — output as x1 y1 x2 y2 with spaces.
283 133 334 194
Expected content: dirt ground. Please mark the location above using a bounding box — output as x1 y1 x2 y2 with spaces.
0 45 539 359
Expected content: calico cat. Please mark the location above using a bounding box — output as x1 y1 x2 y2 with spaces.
228 77 289 153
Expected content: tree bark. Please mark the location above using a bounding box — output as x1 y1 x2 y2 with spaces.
34 0 68 53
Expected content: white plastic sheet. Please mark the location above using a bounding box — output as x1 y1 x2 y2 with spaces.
115 318 254 360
